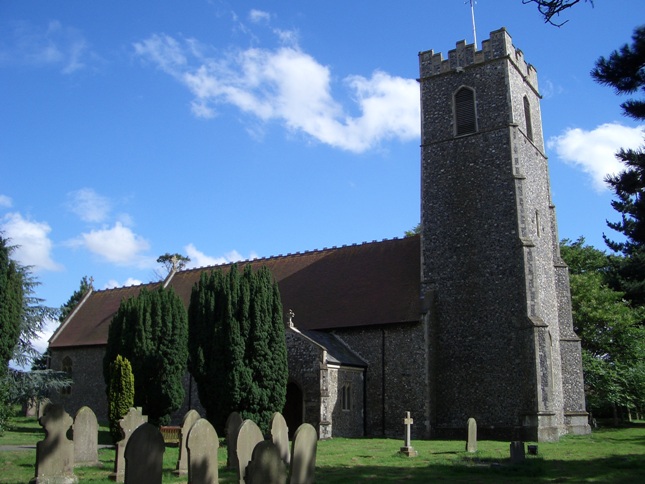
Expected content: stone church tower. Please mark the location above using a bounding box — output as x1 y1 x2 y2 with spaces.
419 29 589 441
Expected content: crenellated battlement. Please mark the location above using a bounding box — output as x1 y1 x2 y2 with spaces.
419 28 538 88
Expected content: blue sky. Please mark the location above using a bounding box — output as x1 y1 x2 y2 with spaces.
1 0 644 353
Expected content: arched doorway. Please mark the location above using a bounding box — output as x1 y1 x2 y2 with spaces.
283 381 304 439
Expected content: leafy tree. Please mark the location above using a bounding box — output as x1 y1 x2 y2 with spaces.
104 286 188 426
592 25 645 306
59 276 92 323
404 223 421 238
0 235 23 375
522 0 594 26
561 238 645 418
188 264 288 434
156 253 191 280
107 355 135 442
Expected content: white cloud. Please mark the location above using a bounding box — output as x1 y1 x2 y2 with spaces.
0 212 62 271
133 33 420 152
104 278 143 289
249 10 271 24
185 243 257 268
2 19 93 74
548 123 645 192
0 194 12 207
66 188 111 223
69 222 151 267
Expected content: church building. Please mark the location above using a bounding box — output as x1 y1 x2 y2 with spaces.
48 29 590 442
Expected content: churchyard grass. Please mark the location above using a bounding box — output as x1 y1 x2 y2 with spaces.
1 413 643 483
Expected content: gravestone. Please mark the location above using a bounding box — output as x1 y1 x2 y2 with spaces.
236 419 264 484
226 411 244 470
245 440 287 484
124 423 165 484
112 407 148 482
510 441 526 464
289 423 317 484
73 406 99 466
399 411 418 457
466 417 477 453
37 398 51 419
186 418 219 484
270 412 290 465
175 409 200 475
30 403 78 484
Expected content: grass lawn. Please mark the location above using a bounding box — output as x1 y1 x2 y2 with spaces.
1 414 644 483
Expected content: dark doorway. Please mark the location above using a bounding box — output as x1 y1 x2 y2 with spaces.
283 381 304 439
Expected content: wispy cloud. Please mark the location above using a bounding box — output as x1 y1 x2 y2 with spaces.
0 212 62 271
104 278 144 289
66 188 111 223
185 243 258 268
1 20 93 74
0 194 12 208
67 222 152 267
133 26 420 152
548 123 645 192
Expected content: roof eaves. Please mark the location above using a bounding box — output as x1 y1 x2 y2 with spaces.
49 287 94 345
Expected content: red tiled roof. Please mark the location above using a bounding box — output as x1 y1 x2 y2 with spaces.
50 236 421 348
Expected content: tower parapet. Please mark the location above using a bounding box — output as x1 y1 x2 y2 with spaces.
419 28 538 92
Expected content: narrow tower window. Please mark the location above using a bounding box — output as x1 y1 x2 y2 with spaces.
524 96 533 141
454 87 477 136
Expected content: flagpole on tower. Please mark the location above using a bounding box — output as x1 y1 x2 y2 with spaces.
470 0 478 49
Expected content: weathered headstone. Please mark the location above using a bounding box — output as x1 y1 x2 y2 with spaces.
30 403 78 484
270 412 290 465
175 409 201 475
112 407 148 482
37 398 51 419
466 417 477 453
73 406 99 466
236 419 264 484
245 440 287 484
399 411 418 457
510 441 526 463
124 423 165 484
186 418 219 484
226 411 244 470
289 423 317 484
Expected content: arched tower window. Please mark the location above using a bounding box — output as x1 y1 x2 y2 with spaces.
524 96 533 141
454 86 477 136
61 356 72 395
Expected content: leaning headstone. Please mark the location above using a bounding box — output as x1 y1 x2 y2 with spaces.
236 419 264 484
510 441 526 464
465 417 477 453
245 440 287 484
124 423 165 484
30 403 78 484
73 406 99 466
175 409 201 475
289 423 318 484
270 412 290 465
186 418 219 484
226 411 244 470
112 407 148 482
399 411 418 457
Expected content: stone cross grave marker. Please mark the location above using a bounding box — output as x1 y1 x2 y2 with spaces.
245 440 287 484
31 403 78 484
270 411 290 466
289 423 318 484
226 411 244 470
124 422 165 484
112 407 148 482
73 406 99 466
510 441 526 464
186 418 219 484
399 411 418 457
175 408 200 475
466 417 477 453
236 419 264 484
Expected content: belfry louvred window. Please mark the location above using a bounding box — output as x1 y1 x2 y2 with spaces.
454 87 477 136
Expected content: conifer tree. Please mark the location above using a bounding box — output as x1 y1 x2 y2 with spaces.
107 355 134 442
104 286 188 425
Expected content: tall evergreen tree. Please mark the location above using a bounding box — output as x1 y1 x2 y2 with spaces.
107 355 135 442
592 25 645 305
188 264 287 434
59 276 92 323
103 286 188 425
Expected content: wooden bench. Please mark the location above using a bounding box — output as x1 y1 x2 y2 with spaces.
160 426 181 444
